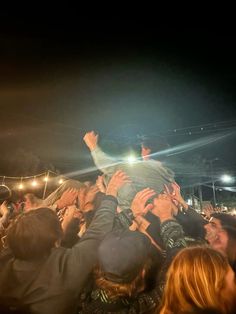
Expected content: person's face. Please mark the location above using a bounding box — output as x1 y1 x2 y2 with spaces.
204 217 228 253
23 197 33 211
141 145 151 160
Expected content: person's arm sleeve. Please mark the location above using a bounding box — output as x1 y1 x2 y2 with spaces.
62 195 118 291
160 219 187 250
91 146 119 175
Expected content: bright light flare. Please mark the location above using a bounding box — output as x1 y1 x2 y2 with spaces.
126 155 137 164
18 183 24 190
59 179 64 184
32 180 38 187
221 174 234 183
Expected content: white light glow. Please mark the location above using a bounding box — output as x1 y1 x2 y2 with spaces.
32 180 38 187
221 174 234 183
59 179 64 184
43 177 49 182
187 198 192 205
18 183 24 190
127 155 136 164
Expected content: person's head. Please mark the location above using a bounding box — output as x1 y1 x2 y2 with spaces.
23 193 42 211
95 230 152 300
160 246 236 314
6 208 63 260
141 135 169 161
204 213 236 260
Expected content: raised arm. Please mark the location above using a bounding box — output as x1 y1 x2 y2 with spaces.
63 171 131 292
83 131 119 175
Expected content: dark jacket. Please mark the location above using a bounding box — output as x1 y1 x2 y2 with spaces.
0 196 118 314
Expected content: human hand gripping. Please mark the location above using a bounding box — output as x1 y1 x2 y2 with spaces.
152 193 179 223
0 201 10 230
83 131 99 151
82 185 100 212
202 203 214 219
96 175 107 193
131 188 156 217
106 170 131 198
164 182 188 210
55 188 78 209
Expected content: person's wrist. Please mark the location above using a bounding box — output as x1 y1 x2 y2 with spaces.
152 208 173 223
55 200 62 209
106 190 117 197
106 185 118 197
159 214 174 223
89 144 97 151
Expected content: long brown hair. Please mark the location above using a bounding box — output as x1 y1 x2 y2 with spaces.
159 246 231 314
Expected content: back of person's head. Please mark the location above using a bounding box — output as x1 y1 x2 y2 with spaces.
176 208 207 241
141 135 170 156
159 246 235 314
6 208 62 261
95 229 152 300
23 193 42 211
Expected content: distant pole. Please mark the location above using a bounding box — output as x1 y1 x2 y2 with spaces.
198 184 203 211
42 171 49 199
209 159 217 207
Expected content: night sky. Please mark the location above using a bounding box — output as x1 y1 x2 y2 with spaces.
0 12 236 198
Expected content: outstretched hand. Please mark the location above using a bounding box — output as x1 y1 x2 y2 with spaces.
106 170 131 197
202 203 214 219
152 193 179 223
131 188 156 217
56 188 78 209
83 131 98 151
84 185 100 204
164 182 188 209
0 201 9 216
96 175 107 193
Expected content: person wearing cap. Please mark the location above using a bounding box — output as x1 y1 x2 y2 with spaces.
83 131 175 212
81 229 162 313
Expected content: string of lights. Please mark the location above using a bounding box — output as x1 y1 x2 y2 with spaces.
0 170 67 191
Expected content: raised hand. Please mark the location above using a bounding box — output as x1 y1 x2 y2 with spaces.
131 188 156 217
83 131 98 151
106 170 131 197
202 203 214 219
164 182 188 209
84 185 99 205
77 186 87 210
152 193 179 223
96 175 107 193
56 188 78 209
0 201 9 216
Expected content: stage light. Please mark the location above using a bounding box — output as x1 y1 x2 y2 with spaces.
59 179 64 184
127 155 136 164
221 174 234 183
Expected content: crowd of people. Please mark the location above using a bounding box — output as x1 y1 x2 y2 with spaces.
0 131 235 314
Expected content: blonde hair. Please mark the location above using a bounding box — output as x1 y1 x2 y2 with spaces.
159 246 230 314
